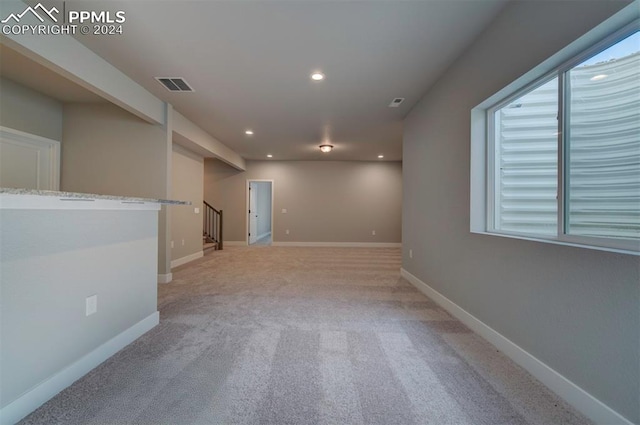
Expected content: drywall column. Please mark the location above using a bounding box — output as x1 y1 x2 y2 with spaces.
157 104 173 282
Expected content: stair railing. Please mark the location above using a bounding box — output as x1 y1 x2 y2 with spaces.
203 201 223 250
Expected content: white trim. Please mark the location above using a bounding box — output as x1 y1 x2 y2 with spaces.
157 273 173 284
272 242 401 248
0 312 159 425
471 12 640 256
400 268 634 425
471 230 639 257
171 251 204 269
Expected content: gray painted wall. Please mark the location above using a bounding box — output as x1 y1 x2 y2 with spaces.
402 1 639 423
0 77 62 141
62 103 172 275
205 160 402 243
171 144 204 262
0 208 158 408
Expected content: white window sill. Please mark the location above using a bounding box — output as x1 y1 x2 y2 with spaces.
470 230 640 257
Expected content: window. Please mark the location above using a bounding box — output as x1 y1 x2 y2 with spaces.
474 22 640 254
565 34 640 240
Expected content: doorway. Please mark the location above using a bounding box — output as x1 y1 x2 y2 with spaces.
247 180 273 246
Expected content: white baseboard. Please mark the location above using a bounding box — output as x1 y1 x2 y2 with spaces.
400 268 633 425
171 251 203 269
0 312 159 425
272 242 402 248
223 241 247 247
157 273 172 284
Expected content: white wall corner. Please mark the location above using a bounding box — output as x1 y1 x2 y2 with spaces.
399 268 635 425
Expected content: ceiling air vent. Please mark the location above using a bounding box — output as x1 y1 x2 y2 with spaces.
155 77 194 92
388 97 404 107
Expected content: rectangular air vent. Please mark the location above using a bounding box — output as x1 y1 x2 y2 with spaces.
155 77 194 92
388 97 405 107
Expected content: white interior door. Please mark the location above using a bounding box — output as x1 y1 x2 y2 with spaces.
249 182 258 244
0 127 60 190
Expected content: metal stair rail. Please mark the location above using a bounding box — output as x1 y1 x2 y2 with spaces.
203 201 223 250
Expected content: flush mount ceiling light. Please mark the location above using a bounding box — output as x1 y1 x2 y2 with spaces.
267 154 273 158
311 72 325 81
378 155 384 159
590 74 608 81
319 144 333 153
245 130 254 135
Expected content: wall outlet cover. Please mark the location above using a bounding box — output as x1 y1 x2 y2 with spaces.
86 295 97 316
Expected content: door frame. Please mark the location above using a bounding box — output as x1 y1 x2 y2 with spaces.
245 179 274 245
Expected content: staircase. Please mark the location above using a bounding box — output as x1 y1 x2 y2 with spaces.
203 201 223 251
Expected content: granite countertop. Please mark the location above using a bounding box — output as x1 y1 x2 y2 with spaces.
0 188 191 205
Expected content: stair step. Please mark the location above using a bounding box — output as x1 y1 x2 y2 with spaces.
203 242 217 251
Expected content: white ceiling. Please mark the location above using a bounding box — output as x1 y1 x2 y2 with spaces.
29 0 508 161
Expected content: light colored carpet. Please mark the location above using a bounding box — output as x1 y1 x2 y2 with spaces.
20 247 591 425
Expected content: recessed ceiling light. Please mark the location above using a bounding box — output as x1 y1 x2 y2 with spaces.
378 155 384 159
311 72 325 81
267 154 273 158
319 144 333 153
590 74 608 81
245 130 254 135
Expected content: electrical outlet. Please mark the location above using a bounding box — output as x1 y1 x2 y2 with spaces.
286 229 290 235
86 295 97 316
372 230 376 235
171 241 174 248
409 249 413 259
282 208 287 214
181 239 185 246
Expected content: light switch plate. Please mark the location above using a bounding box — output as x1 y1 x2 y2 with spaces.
194 207 200 214
282 208 287 214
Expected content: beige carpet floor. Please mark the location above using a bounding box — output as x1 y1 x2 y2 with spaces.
21 246 591 424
